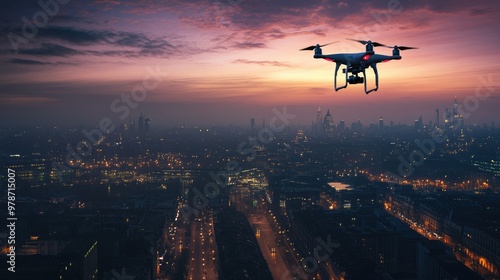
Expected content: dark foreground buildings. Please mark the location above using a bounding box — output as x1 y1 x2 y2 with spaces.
214 207 273 280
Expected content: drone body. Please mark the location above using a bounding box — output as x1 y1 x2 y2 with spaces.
301 40 416 94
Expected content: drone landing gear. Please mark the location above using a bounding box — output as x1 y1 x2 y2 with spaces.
333 63 379 94
363 63 379 94
334 62 348 91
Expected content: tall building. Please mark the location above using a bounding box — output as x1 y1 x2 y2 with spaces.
59 239 98 280
415 114 423 130
315 107 324 132
452 96 459 126
5 154 48 188
452 97 464 128
442 97 464 129
129 120 135 134
138 113 144 133
250 118 255 130
144 117 151 134
417 240 481 280
379 116 384 129
338 120 345 130
316 107 323 126
323 109 334 132
444 108 451 128
435 109 440 128
352 120 363 131
293 129 307 143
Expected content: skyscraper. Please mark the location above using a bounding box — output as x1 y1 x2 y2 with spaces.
435 109 440 128
316 107 323 126
453 96 458 116
129 120 135 134
415 114 423 130
138 113 144 133
379 116 384 129
444 108 451 128
315 107 323 132
339 120 345 130
452 97 464 128
351 120 362 131
452 96 459 127
144 117 151 134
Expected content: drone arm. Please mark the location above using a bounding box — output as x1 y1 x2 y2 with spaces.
363 63 379 94
334 62 348 91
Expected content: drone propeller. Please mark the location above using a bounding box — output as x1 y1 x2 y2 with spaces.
392 46 418 51
347 38 387 47
299 42 337 51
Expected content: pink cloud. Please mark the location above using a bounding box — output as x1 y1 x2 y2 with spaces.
338 2 348 8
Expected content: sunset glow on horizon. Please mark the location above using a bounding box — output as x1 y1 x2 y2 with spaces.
1 0 499 126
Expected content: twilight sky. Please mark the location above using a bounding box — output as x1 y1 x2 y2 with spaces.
1 0 499 127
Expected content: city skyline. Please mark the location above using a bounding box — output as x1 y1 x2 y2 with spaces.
1 0 500 126
1 95 493 130
1 116 499 279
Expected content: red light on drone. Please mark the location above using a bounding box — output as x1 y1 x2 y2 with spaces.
362 54 371 61
323 58 334 62
383 59 390 62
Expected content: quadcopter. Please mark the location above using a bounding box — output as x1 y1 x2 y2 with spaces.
301 39 417 94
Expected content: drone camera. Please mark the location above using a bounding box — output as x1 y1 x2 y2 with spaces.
348 75 364 84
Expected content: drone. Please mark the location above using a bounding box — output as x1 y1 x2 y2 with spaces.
301 39 417 94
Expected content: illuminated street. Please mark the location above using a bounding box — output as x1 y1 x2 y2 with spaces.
249 212 291 279
188 211 217 280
